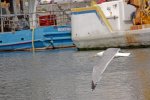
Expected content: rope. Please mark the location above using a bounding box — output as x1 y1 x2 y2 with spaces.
32 27 35 53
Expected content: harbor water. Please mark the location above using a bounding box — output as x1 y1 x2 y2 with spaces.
0 48 150 100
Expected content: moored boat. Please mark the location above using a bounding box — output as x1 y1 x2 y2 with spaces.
0 0 82 51
71 0 150 50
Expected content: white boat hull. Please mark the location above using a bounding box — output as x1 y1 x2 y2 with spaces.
71 1 150 50
73 29 150 50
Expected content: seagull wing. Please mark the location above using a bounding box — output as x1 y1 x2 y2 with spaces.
92 48 120 90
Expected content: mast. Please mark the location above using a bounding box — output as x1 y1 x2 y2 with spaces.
20 0 23 13
0 0 4 32
28 0 38 28
13 0 19 27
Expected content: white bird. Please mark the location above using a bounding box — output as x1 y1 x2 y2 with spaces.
92 48 130 90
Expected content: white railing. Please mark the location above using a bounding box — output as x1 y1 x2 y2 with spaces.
0 1 90 32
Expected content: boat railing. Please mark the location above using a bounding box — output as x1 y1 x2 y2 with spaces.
0 9 71 32
0 1 91 33
37 10 71 26
0 13 32 32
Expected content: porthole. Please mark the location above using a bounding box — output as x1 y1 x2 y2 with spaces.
21 38 24 41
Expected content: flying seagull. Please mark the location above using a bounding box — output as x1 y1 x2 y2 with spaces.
91 48 130 90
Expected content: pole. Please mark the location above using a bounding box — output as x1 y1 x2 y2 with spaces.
0 0 4 32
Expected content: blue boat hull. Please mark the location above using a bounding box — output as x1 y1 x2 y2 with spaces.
0 26 74 51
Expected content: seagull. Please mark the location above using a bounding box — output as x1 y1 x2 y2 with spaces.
91 48 130 91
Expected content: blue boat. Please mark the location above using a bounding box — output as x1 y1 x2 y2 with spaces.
0 25 74 51
0 0 74 51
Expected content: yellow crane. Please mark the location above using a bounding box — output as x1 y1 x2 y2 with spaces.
126 0 150 25
91 0 97 6
91 0 150 25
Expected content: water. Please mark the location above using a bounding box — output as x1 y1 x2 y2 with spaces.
0 48 150 100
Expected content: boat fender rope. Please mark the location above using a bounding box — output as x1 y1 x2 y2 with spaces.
32 27 35 53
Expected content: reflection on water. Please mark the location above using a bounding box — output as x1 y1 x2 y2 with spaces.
0 48 150 100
